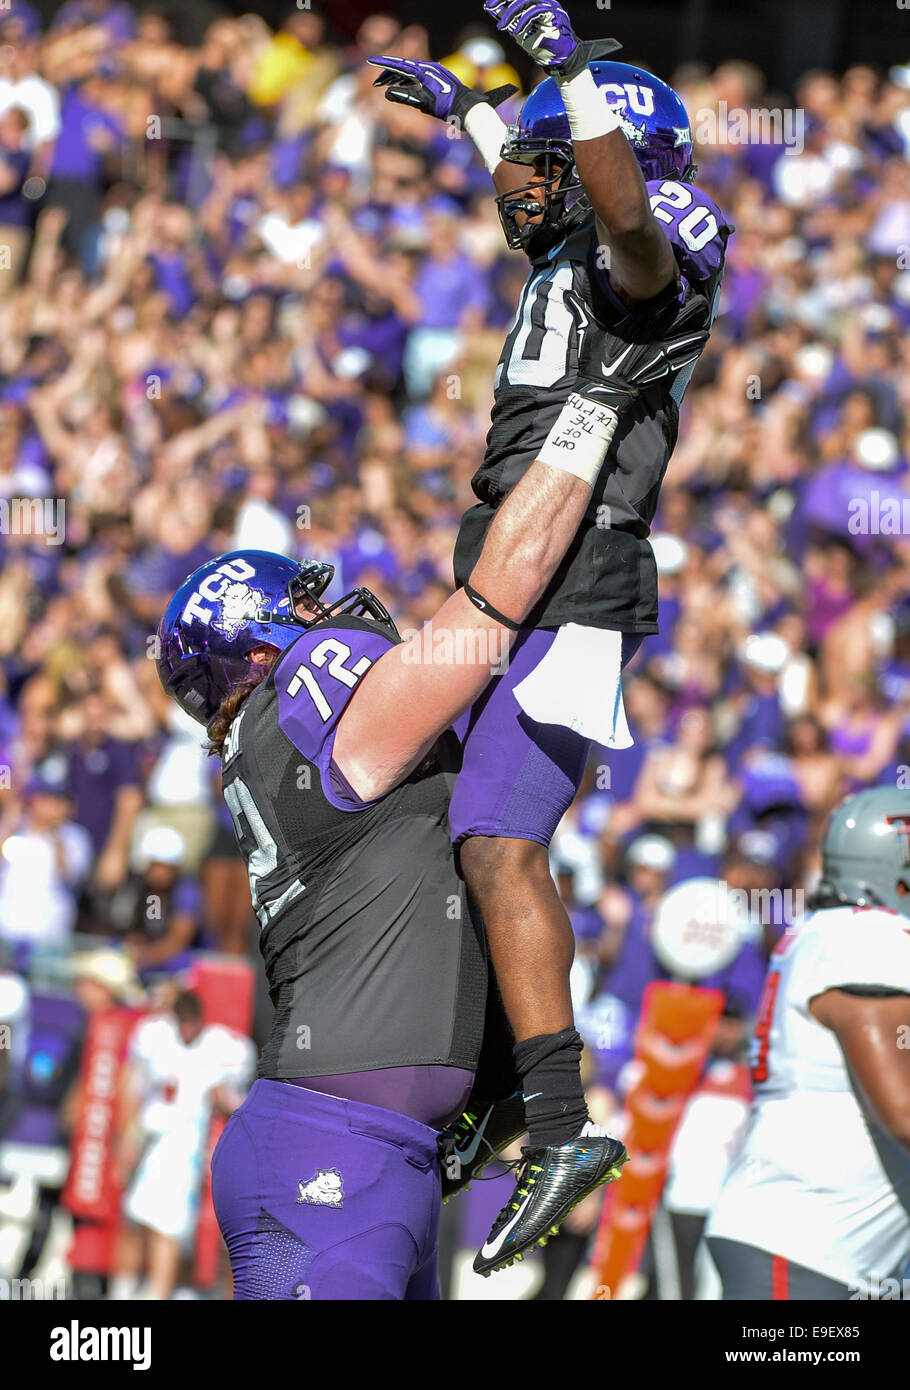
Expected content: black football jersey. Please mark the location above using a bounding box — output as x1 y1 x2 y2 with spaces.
454 180 732 632
220 614 486 1079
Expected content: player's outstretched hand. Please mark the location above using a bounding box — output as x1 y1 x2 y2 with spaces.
483 1 621 76
368 56 516 125
567 286 712 416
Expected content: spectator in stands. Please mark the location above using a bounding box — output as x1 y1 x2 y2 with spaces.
109 825 202 978
0 757 92 958
61 686 143 900
0 107 33 291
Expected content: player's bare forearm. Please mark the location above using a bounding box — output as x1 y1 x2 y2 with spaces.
577 126 652 237
577 131 676 303
470 459 591 616
334 460 592 799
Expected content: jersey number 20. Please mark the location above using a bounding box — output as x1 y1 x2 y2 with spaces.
650 181 718 253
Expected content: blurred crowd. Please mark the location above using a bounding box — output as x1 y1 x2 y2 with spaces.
0 0 909 1298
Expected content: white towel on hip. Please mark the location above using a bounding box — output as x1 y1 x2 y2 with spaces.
513 623 634 748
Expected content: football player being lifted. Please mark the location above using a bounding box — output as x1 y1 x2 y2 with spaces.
370 0 733 1274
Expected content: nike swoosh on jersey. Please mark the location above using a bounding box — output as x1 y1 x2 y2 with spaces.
600 342 635 375
480 1190 535 1260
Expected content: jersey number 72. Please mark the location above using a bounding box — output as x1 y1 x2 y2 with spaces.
286 638 373 722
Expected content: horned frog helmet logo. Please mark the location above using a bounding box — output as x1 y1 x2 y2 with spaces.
212 580 266 640
612 108 648 148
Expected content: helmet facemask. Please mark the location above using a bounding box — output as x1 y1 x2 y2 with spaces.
284 562 400 643
496 134 589 254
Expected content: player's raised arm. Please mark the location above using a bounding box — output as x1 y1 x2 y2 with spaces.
367 55 528 199
333 451 598 802
333 301 710 800
485 0 676 302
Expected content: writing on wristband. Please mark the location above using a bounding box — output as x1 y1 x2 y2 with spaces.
537 392 619 483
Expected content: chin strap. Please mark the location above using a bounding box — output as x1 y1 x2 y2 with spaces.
521 194 590 257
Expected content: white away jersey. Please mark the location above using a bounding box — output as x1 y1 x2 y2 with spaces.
129 1014 255 1142
707 906 910 1289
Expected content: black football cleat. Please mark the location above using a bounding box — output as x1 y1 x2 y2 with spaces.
439 1092 527 1202
473 1122 628 1276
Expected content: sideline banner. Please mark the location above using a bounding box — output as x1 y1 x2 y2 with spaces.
589 981 724 1298
62 1007 141 1273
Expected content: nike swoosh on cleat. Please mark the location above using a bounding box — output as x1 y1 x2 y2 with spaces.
479 1191 535 1262
453 1109 493 1166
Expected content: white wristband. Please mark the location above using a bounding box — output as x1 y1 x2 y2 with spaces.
463 102 508 175
556 66 622 142
536 392 619 485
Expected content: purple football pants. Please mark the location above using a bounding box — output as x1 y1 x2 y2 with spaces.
212 1080 442 1300
449 627 642 847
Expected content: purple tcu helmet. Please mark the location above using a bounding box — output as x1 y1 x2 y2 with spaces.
498 60 696 252
156 549 398 728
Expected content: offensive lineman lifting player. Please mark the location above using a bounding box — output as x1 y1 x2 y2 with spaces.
369 0 733 1273
157 311 710 1298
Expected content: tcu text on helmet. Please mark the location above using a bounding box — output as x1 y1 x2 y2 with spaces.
183 557 259 625
601 83 655 116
